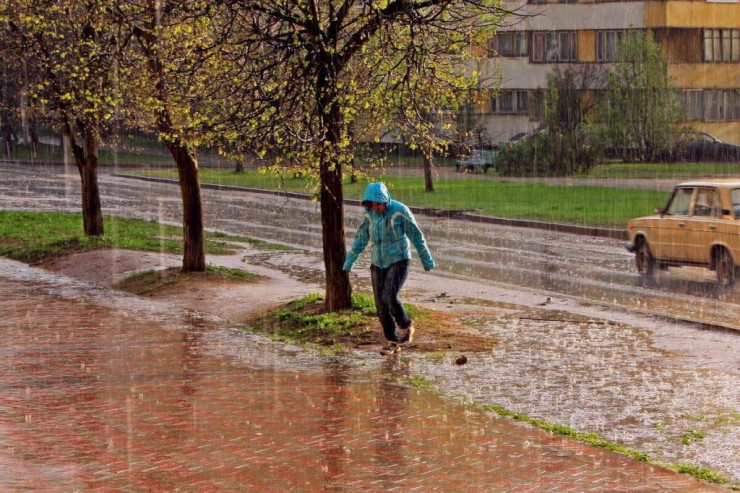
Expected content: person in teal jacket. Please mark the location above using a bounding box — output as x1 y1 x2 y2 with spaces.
343 182 435 351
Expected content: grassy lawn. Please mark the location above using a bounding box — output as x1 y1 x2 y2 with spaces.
350 178 667 228
5 142 228 166
0 210 283 263
11 139 738 228
586 161 740 179
128 167 670 227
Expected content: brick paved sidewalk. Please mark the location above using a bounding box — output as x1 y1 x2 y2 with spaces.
0 275 724 491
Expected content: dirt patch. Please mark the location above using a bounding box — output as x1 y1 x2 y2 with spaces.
0 238 25 249
115 266 260 296
253 296 497 354
409 307 497 353
40 248 181 287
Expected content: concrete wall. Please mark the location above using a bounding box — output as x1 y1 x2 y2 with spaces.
509 2 645 30
646 1 740 28
669 64 740 89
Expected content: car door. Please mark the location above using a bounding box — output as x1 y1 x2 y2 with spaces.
651 187 693 261
683 187 720 264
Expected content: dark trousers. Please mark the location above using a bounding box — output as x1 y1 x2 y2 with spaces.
370 259 411 342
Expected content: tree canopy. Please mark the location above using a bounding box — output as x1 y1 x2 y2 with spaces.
2 0 514 309
598 30 682 162
1 0 124 235
214 0 508 310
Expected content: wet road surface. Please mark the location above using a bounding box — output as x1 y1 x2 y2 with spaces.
2 162 739 330
0 260 726 491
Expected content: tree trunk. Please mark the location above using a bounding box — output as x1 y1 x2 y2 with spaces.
1 113 11 157
320 97 352 311
138 23 207 273
0 64 11 157
28 120 38 158
423 147 435 192
320 157 353 311
165 140 206 273
20 58 35 157
64 119 103 236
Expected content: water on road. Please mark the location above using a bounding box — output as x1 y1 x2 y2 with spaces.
1 162 739 487
0 260 726 491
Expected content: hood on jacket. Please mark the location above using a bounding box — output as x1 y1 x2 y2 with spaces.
361 182 391 208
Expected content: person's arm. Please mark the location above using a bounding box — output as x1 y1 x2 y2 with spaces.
343 214 371 271
403 209 435 271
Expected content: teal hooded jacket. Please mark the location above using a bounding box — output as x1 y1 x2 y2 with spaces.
343 182 435 271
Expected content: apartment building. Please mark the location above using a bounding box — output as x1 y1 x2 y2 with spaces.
474 0 740 145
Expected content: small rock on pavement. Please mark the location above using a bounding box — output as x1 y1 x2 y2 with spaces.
455 355 468 365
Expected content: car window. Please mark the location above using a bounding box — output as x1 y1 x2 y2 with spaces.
666 187 693 216
732 189 740 219
692 188 718 217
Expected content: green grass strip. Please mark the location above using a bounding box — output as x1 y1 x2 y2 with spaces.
587 161 740 179
128 168 669 228
0 210 279 263
672 464 729 485
481 404 731 486
482 404 649 461
5 142 227 166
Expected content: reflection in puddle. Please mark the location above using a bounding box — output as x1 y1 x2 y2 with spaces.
0 272 721 491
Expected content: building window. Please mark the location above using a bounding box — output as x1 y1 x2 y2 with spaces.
489 32 529 57
678 90 704 121
596 31 624 61
532 31 577 62
532 90 545 119
704 29 740 61
706 89 740 121
677 89 740 122
517 91 529 113
500 92 514 112
491 90 529 114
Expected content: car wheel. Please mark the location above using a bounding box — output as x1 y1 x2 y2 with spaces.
635 239 655 277
715 248 736 287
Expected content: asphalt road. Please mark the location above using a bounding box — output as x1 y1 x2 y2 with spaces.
2 161 739 331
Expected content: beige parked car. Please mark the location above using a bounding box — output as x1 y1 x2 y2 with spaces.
627 180 740 287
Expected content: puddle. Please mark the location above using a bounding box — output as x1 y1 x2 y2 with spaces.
0 263 728 491
1 164 739 488
404 310 740 482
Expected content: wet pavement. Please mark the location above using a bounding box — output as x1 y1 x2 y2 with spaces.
0 259 727 491
1 162 740 489
3 162 740 331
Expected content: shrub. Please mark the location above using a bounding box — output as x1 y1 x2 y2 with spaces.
497 131 602 177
